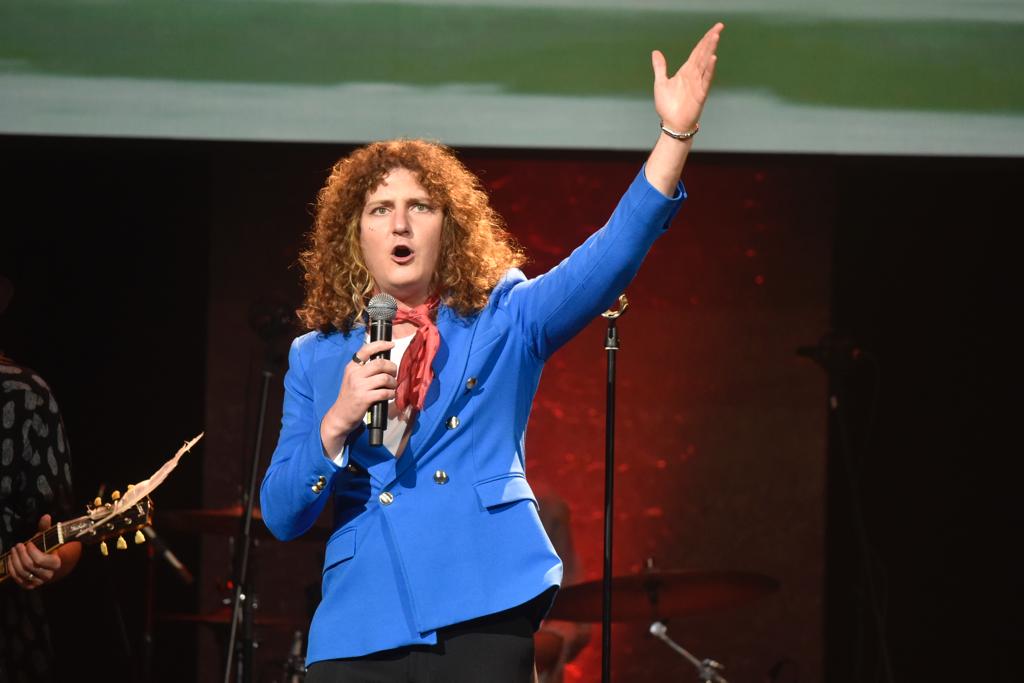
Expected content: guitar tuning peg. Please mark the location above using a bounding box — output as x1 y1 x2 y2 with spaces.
100 541 109 556
134 530 145 544
111 490 121 502
127 484 135 490
94 497 103 508
116 535 127 551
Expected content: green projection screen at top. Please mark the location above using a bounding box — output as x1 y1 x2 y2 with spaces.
2 0 1022 157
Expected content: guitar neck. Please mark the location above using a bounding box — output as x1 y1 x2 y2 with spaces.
0 524 64 583
0 499 153 584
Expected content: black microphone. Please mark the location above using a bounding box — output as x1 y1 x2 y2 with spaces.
796 332 861 370
141 526 194 585
367 293 398 447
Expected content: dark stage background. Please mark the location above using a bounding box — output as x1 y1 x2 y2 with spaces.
1 135 1018 683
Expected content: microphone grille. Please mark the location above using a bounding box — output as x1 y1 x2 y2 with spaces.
367 293 398 322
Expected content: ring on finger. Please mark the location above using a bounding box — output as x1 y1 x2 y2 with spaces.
351 352 367 366
27 571 36 581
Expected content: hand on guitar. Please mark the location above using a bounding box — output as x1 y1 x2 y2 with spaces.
5 514 81 590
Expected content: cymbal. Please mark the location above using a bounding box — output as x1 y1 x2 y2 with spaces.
159 606 295 629
548 570 779 622
157 505 330 542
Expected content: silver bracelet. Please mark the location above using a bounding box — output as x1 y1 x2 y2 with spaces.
660 121 700 141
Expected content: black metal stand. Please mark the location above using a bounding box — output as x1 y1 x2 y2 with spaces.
600 294 628 683
799 333 894 683
95 483 135 677
649 621 728 683
223 368 274 683
142 540 156 683
828 364 894 683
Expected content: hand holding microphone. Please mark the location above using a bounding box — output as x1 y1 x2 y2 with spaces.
320 293 399 455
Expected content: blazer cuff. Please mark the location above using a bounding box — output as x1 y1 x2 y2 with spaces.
638 162 688 204
309 424 344 487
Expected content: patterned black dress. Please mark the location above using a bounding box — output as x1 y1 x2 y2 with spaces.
0 359 74 683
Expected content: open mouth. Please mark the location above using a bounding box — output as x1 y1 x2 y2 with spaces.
392 245 413 263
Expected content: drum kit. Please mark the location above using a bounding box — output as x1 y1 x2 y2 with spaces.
155 506 779 683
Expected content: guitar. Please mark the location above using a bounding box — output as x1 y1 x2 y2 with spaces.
0 497 154 583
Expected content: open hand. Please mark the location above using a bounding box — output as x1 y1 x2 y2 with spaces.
651 22 724 133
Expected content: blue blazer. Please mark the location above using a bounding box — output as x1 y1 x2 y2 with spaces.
260 168 685 665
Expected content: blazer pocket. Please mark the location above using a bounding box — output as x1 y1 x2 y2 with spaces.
474 473 538 510
323 528 356 573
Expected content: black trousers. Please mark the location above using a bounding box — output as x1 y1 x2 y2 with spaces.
305 599 540 683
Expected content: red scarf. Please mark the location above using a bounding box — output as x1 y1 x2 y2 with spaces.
393 298 441 412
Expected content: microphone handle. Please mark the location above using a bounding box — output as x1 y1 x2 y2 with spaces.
142 526 194 585
368 318 392 446
795 345 819 359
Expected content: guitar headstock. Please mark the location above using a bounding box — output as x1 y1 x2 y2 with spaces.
62 492 154 555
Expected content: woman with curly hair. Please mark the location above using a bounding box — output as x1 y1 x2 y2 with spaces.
261 23 724 683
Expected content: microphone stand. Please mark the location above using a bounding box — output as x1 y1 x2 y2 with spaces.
797 335 893 683
142 534 156 683
222 304 294 683
600 294 629 683
223 367 274 683
649 621 728 683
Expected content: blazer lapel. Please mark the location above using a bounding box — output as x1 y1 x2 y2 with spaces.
390 305 479 484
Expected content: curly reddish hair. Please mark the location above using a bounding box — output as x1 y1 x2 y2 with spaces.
297 139 525 333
